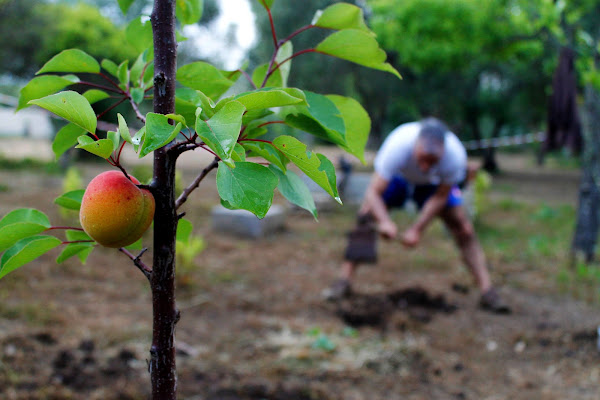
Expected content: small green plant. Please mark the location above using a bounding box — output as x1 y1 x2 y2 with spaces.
175 219 205 286
472 169 492 216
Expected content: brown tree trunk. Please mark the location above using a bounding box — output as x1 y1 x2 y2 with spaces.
149 0 179 398
572 83 600 262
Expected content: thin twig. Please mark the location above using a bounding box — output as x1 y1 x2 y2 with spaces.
175 158 219 209
128 95 147 124
119 247 152 281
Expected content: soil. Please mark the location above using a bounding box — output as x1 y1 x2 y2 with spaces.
0 148 598 400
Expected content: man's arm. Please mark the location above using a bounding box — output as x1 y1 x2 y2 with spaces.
401 184 451 247
360 172 397 239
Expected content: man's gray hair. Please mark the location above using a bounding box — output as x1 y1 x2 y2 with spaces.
418 117 447 156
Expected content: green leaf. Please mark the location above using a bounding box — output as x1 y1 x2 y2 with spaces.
216 162 278 219
176 88 216 122
56 243 94 264
29 91 97 134
303 91 344 134
176 219 193 243
275 41 293 87
315 29 401 79
75 136 114 159
17 75 79 111
166 113 187 127
195 101 245 167
233 87 305 110
52 123 85 160
83 89 110 105
242 141 287 172
177 62 236 100
140 113 183 158
101 59 119 77
117 60 129 88
117 0 135 14
132 126 145 152
317 153 339 201
117 113 132 144
131 88 145 103
273 135 341 203
36 49 100 75
327 95 370 164
130 49 151 85
269 165 317 219
66 230 92 242
176 0 203 25
312 3 372 33
252 63 282 88
108 131 121 152
231 143 246 162
126 17 153 53
124 238 143 251
256 0 274 10
0 236 62 279
0 209 51 252
54 190 85 211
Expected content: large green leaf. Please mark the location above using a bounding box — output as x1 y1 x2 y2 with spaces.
54 190 85 211
216 162 278 219
270 165 317 219
75 136 114 159
29 91 97 134
0 209 51 252
242 141 288 172
52 123 85 160
233 88 305 110
273 135 341 203
177 62 235 100
283 91 345 144
176 0 203 25
36 49 100 75
101 59 119 77
56 243 94 264
17 75 79 111
117 0 135 14
316 29 401 79
126 17 153 53
312 3 372 33
0 236 62 279
139 113 183 158
196 101 245 167
327 94 370 164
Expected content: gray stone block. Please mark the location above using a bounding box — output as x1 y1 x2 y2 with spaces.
211 204 286 238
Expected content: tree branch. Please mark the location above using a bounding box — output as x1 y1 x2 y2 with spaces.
119 247 152 281
175 157 219 209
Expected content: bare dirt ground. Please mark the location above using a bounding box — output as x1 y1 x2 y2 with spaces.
0 146 598 400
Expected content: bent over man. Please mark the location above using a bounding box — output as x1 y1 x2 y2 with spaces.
325 118 509 313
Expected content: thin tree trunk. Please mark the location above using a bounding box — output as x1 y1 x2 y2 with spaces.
572 84 600 262
150 0 179 398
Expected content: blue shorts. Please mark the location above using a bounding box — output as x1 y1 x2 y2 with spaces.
382 176 463 210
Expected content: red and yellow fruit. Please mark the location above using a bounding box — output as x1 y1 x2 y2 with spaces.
79 171 155 248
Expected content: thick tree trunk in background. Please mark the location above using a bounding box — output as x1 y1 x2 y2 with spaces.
572 84 600 262
150 0 179 398
541 47 582 164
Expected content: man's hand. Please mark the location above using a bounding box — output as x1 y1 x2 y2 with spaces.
401 226 421 248
378 219 398 240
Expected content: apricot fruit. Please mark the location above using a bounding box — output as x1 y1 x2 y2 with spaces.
80 170 155 248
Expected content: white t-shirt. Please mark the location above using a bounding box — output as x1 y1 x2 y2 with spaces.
374 121 466 185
